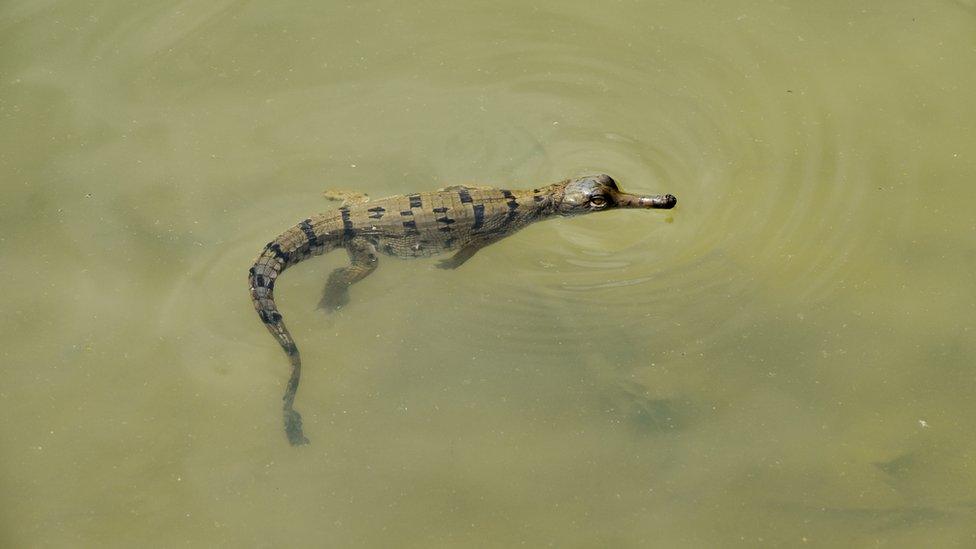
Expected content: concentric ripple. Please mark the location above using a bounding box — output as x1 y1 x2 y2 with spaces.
394 23 899 353
161 7 912 366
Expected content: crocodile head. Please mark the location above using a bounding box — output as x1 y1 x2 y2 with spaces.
555 174 677 216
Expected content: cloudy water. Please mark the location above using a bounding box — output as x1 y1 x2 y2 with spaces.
2 1 975 546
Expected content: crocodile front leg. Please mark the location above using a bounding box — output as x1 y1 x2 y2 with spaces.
436 240 489 269
319 237 379 311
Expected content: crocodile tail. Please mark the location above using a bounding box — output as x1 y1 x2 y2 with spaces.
249 248 310 446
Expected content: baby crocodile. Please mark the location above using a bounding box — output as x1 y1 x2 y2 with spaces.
248 174 676 445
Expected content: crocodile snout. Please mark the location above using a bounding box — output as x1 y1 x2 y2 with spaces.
617 192 678 209
654 194 677 209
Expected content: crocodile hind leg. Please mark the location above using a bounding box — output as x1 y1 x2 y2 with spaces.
322 189 370 207
319 237 379 311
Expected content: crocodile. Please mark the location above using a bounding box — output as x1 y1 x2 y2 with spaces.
248 174 676 445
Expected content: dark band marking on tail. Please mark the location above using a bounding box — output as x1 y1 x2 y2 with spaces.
258 309 283 323
458 188 473 204
265 242 291 263
299 219 319 247
408 195 422 208
253 274 275 290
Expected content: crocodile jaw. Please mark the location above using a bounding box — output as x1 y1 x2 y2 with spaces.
614 192 677 209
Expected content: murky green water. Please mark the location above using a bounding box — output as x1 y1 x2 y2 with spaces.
3 1 976 546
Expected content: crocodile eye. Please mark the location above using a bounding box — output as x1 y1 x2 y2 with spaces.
590 195 607 207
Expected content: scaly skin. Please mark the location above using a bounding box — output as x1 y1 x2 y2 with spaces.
248 174 676 445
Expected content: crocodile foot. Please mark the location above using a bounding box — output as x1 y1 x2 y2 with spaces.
322 189 369 207
436 257 462 269
319 286 350 312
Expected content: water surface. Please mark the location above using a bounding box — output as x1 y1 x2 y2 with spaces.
2 1 975 546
